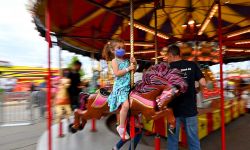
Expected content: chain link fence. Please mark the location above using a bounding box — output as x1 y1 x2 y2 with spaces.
0 92 36 126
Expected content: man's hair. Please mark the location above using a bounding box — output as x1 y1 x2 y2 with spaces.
168 45 180 56
73 60 82 66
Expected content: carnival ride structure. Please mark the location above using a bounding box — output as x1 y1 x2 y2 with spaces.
31 0 250 150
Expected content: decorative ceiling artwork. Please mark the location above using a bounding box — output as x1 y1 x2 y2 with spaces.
31 0 250 62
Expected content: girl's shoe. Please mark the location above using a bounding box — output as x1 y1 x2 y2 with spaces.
116 126 130 140
112 146 118 150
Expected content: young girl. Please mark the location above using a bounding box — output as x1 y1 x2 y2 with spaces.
102 39 136 140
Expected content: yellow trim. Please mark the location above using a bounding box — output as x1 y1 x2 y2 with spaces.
214 6 250 27
130 97 154 109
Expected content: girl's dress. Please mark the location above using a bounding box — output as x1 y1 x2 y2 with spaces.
107 59 130 112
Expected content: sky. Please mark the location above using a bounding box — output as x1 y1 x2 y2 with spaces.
209 60 250 74
0 0 49 67
0 0 95 77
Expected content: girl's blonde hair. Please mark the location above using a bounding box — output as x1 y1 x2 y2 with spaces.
102 39 124 61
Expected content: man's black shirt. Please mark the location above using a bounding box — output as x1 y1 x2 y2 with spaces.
168 60 204 117
67 71 81 96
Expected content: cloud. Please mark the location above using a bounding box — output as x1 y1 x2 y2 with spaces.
0 0 49 66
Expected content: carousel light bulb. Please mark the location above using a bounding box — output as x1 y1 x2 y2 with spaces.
152 56 164 60
235 40 250 45
198 3 218 35
226 49 244 52
188 19 195 25
126 50 156 55
128 22 169 39
227 27 250 38
124 42 154 47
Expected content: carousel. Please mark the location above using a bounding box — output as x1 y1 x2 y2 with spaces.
31 0 250 150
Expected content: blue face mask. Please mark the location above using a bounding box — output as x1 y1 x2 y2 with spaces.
115 48 125 57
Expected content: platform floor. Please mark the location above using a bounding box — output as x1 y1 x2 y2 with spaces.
36 118 154 150
36 114 250 150
0 108 45 150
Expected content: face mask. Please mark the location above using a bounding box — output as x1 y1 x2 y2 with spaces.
115 48 125 57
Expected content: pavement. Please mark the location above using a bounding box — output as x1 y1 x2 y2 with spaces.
0 111 250 150
37 117 154 150
0 119 46 150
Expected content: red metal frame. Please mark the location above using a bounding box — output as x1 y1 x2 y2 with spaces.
218 1 226 150
58 119 64 137
91 119 97 132
154 136 160 150
129 116 136 138
45 1 52 150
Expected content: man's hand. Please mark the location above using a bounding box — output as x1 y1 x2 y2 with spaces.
199 78 206 87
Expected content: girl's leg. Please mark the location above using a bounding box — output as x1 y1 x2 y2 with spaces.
117 100 130 139
116 113 120 125
119 100 129 128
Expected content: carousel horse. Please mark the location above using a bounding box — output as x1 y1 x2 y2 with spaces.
55 77 72 123
69 62 187 133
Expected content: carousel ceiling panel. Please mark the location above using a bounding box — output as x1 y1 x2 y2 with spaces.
33 0 250 61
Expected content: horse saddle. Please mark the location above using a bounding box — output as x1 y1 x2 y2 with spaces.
130 91 156 109
91 88 110 108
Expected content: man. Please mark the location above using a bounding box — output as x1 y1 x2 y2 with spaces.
5 78 16 92
67 61 82 110
162 45 206 150
37 76 48 118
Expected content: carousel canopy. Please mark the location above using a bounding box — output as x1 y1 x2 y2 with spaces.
32 0 250 62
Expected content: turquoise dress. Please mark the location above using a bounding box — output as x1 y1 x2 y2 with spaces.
107 59 130 112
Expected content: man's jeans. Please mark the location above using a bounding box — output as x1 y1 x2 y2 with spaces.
167 116 201 150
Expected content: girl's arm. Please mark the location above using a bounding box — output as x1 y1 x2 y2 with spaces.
111 59 134 77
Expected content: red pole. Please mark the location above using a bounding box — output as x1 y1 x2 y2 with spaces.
218 1 226 150
130 116 135 139
45 1 52 150
91 119 97 132
154 135 161 150
58 119 64 137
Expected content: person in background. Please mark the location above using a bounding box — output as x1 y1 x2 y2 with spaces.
5 78 16 92
67 61 82 110
30 82 37 92
38 76 48 118
134 61 152 83
159 45 206 150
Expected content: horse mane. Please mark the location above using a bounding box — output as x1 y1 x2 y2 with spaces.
135 62 187 93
